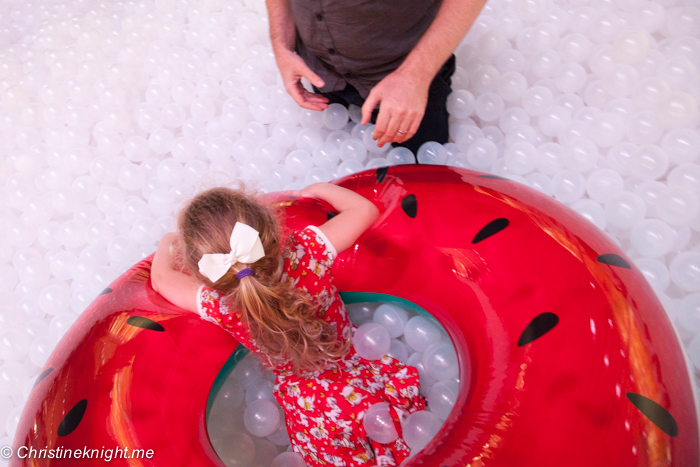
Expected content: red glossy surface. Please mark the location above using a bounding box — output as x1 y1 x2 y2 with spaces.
12 166 699 467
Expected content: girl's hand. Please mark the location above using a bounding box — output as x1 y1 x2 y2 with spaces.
284 190 302 196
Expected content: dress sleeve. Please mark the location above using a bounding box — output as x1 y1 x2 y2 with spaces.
196 284 256 350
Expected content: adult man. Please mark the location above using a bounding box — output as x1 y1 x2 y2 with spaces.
265 0 487 153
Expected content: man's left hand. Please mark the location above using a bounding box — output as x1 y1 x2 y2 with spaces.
360 67 432 147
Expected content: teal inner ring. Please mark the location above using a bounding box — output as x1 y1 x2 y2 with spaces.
205 292 437 421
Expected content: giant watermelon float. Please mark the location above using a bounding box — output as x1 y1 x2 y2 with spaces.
11 165 700 466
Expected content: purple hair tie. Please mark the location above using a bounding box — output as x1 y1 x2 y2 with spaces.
236 268 254 280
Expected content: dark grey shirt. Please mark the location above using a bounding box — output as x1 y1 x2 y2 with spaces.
290 0 443 98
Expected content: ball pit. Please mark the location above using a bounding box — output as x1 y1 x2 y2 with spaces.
10 165 700 466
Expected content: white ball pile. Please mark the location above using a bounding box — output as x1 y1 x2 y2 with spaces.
209 302 461 466
0 0 698 457
208 354 298 467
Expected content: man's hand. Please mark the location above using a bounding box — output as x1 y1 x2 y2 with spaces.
276 49 329 111
360 67 431 147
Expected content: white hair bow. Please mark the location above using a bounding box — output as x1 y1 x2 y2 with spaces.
198 222 265 283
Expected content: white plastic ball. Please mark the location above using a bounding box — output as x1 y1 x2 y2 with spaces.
422 341 459 381
474 92 505 122
404 316 441 353
244 399 281 437
572 199 607 230
586 169 624 203
554 63 588 94
427 380 459 421
446 90 476 119
504 142 538 175
670 252 700 292
522 86 554 117
388 339 409 362
373 304 409 339
629 145 669 181
655 187 700 227
363 402 399 444
630 219 675 258
662 128 700 164
353 322 391 360
604 192 647 229
552 170 586 204
417 142 448 165
401 410 442 451
322 103 349 130
271 452 306 467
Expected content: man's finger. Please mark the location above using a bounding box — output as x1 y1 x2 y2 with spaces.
296 60 326 89
361 91 381 126
401 112 423 143
377 113 403 147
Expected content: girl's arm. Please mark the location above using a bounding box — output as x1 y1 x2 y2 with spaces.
287 183 379 255
151 232 201 313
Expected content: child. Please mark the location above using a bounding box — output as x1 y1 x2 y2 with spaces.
151 183 425 467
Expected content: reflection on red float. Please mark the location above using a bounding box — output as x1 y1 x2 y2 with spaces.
12 166 699 467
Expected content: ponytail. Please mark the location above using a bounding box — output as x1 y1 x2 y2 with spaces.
233 266 349 373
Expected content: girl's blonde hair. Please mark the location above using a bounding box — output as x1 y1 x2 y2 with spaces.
177 187 349 373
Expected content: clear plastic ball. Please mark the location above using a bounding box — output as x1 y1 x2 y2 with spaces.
572 199 607 230
422 341 459 381
427 380 460 421
446 90 476 118
339 138 368 163
629 145 669 181
353 322 391 360
474 92 505 122
586 169 624 203
670 252 700 292
363 402 399 444
373 304 409 339
554 63 588 93
655 187 700 227
562 138 600 172
662 128 700 164
417 142 448 165
404 316 441 353
522 86 554 117
604 192 647 229
322 103 349 130
401 410 442 451
630 219 675 258
271 452 306 467
504 141 538 175
552 170 586 204
656 92 699 130
242 400 281 438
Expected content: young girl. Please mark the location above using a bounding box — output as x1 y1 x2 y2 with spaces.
151 183 425 467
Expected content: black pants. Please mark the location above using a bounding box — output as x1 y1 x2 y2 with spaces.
315 55 456 158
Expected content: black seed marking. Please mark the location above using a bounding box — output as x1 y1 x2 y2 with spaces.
57 399 88 437
33 368 54 388
472 218 509 244
518 313 559 347
127 316 165 332
376 167 389 183
479 174 510 181
597 254 632 269
626 393 678 437
401 194 417 218
99 288 113 295
327 211 338 221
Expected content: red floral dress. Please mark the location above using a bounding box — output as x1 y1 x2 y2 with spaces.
197 226 425 467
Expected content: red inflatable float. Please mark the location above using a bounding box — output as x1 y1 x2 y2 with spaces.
11 165 700 466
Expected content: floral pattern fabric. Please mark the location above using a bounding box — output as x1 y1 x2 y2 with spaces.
197 226 425 466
